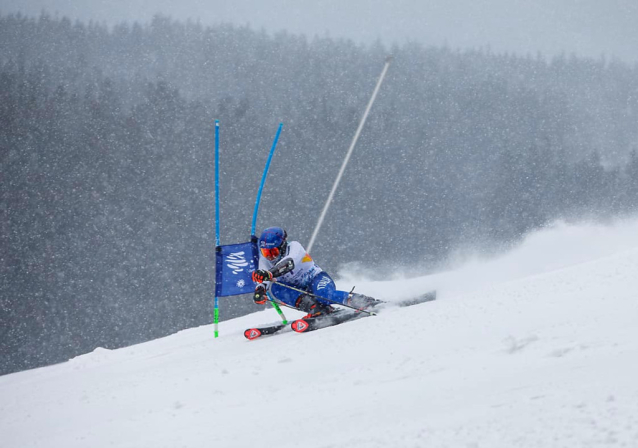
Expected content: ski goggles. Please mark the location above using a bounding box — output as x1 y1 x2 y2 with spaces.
260 247 280 260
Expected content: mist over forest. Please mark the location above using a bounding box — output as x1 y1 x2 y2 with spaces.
1 12 638 375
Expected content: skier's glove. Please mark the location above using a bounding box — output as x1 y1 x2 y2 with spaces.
253 287 267 305
252 269 273 283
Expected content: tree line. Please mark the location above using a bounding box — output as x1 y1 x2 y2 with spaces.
1 12 637 375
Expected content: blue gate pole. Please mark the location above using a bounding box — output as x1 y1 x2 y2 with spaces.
251 123 283 237
251 123 286 323
214 120 221 247
214 120 221 338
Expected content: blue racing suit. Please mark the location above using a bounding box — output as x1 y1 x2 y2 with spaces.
259 241 350 308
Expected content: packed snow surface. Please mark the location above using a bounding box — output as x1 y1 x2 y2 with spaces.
2 218 638 447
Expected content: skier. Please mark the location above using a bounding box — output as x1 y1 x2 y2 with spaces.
252 226 382 317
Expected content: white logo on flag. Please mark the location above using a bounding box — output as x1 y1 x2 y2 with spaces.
226 251 250 274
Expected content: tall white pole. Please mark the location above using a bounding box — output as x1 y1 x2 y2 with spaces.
307 56 393 253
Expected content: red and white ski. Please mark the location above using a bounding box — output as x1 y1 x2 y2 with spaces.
244 322 288 340
246 290 437 339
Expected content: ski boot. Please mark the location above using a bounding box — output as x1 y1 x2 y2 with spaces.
295 294 335 319
347 293 384 311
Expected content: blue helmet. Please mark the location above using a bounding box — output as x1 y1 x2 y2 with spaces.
258 227 287 261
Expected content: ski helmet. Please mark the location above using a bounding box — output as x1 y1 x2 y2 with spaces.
258 227 287 261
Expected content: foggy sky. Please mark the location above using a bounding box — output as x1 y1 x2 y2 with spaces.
1 0 637 63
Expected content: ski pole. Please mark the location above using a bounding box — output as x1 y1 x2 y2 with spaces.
273 281 376 316
267 292 289 324
269 295 299 312
307 56 393 252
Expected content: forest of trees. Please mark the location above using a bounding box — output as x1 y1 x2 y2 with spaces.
1 12 637 375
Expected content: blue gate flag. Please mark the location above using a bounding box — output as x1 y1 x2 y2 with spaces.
215 240 259 297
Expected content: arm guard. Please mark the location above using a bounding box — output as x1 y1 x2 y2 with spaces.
270 258 295 278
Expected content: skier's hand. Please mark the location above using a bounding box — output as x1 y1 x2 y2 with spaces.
252 269 273 283
253 287 267 305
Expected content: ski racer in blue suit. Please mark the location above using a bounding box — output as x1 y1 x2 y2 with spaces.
252 227 381 317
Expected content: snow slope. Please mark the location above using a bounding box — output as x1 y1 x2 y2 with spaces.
2 218 638 448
